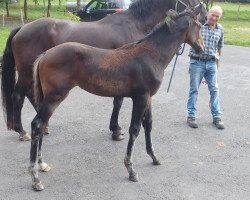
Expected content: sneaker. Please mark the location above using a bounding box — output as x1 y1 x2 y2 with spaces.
187 117 198 128
213 118 225 129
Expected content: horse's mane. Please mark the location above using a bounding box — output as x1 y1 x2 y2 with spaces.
115 23 169 52
136 22 170 44
129 0 169 19
134 9 196 43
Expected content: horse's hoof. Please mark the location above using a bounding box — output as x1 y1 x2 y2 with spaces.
32 181 44 191
153 159 161 165
19 133 31 141
39 162 51 172
129 173 139 182
112 133 124 141
112 130 124 141
44 127 49 135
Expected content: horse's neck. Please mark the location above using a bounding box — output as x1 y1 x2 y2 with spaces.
128 0 175 34
145 25 186 69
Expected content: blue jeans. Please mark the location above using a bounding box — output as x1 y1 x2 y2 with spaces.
187 59 222 119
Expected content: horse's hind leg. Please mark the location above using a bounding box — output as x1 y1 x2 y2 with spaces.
26 88 50 135
29 91 69 191
12 79 31 141
124 94 148 182
38 134 51 172
109 97 124 141
29 115 45 191
142 98 161 165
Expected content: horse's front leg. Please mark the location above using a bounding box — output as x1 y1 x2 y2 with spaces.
109 97 124 141
142 98 161 165
124 94 149 182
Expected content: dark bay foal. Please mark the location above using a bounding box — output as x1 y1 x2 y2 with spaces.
30 6 204 191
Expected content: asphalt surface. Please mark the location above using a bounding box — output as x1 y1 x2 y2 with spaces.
0 45 249 200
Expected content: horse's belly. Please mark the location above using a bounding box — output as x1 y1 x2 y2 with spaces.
79 78 131 97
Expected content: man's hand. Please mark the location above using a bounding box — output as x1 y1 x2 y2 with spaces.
217 59 221 70
202 79 207 85
217 48 222 70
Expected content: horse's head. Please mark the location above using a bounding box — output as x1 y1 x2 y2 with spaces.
168 4 205 54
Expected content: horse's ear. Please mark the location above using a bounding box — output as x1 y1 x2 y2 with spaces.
166 9 178 19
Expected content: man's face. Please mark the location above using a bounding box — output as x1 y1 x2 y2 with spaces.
207 11 221 26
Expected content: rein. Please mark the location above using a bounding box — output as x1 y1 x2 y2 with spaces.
167 0 204 93
167 43 186 93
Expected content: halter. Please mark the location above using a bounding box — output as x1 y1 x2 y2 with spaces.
175 0 189 11
175 0 204 12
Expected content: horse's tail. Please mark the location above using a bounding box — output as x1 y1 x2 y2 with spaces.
33 54 44 109
1 26 21 130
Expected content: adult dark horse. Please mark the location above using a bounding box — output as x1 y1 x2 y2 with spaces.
29 6 204 191
1 0 207 141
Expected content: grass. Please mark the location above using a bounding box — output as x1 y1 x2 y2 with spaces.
0 1 250 54
0 27 11 54
0 0 69 20
217 2 250 47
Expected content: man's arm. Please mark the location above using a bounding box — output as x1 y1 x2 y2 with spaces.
217 48 222 69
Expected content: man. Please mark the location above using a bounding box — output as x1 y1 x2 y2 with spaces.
187 5 225 129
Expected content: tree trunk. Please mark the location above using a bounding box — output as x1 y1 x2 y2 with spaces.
43 0 46 17
59 0 61 8
24 0 28 20
47 0 51 17
76 0 81 11
5 1 9 17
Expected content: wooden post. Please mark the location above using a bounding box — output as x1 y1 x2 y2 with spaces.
2 10 5 27
237 3 240 21
20 9 24 25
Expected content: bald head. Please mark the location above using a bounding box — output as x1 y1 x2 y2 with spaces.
207 5 223 26
209 5 223 17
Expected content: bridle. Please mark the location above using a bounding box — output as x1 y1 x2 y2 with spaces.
175 0 189 11
175 0 204 12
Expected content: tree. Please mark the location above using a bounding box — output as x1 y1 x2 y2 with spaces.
76 0 80 11
5 0 9 16
0 0 10 16
24 0 28 19
47 0 51 17
203 0 214 11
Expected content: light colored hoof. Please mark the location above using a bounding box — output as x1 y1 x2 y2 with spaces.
39 162 51 172
19 133 31 141
44 127 49 135
32 181 44 191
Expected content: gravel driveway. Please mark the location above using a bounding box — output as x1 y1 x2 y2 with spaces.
0 45 249 200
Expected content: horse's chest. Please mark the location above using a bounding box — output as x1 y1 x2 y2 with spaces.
148 72 164 96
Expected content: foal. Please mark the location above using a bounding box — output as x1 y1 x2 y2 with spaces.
30 6 204 191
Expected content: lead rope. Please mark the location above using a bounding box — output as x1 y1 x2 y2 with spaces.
167 43 186 93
